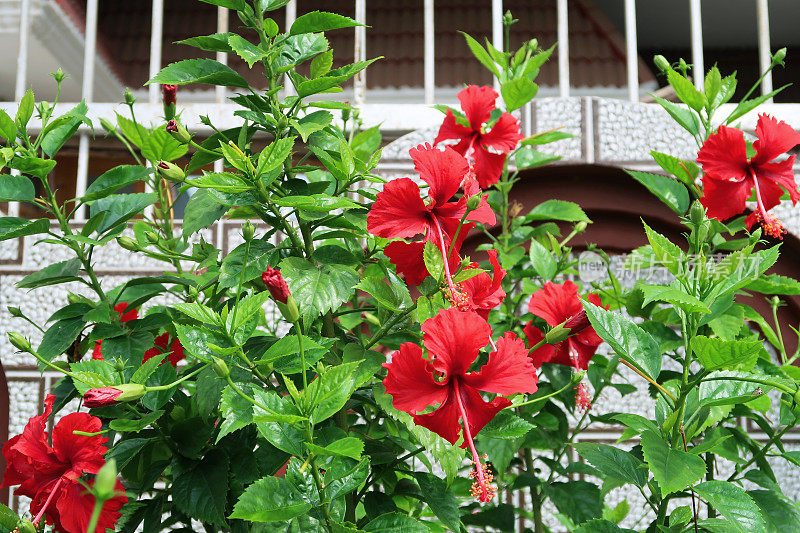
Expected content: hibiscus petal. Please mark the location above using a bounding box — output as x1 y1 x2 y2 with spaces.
434 109 474 152
383 342 448 414
699 174 752 221
480 112 522 152
422 308 490 376
568 337 602 371
384 240 428 286
458 85 498 131
52 413 107 475
528 281 583 327
756 156 799 204
471 146 507 188
368 178 430 239
752 114 800 166
696 125 749 182
413 393 462 445
56 478 127 533
462 332 538 395
524 323 568 367
410 144 468 207
456 382 512 446
461 250 506 316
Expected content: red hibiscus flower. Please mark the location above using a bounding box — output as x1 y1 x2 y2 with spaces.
697 113 800 238
92 302 138 361
383 309 537 502
368 143 494 287
523 281 605 371
451 249 507 318
143 332 185 367
1 395 127 533
435 85 523 188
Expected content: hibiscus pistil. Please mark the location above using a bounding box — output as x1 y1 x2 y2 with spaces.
750 168 786 238
452 379 497 502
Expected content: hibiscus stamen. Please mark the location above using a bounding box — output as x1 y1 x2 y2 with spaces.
453 380 496 503
32 476 64 525
431 217 461 297
751 169 787 239
575 382 592 411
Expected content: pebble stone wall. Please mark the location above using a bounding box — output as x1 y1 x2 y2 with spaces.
2 97 800 530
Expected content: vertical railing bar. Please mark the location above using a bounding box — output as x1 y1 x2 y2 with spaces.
148 0 165 105
423 0 435 104
214 6 229 174
624 0 638 103
284 1 297 97
10 0 32 217
756 0 773 100
354 0 367 105
491 0 503 91
557 0 569 98
74 0 99 221
689 0 704 91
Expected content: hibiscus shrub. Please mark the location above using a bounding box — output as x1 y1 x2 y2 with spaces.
1 3 800 533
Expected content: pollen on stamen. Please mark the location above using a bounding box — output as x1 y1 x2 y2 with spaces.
444 283 471 311
756 211 787 239
469 458 497 503
575 382 592 412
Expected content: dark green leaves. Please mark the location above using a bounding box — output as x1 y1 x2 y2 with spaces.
280 257 359 320
172 450 230 526
694 481 765 533
148 59 249 88
88 193 156 234
290 11 361 36
641 430 705 495
182 190 227 237
17 258 81 289
231 476 312 522
692 336 762 372
573 443 648 488
523 199 590 223
82 165 152 202
0 175 35 202
625 170 690 215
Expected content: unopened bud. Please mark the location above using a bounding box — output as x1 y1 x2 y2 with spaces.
277 295 300 324
362 311 380 326
8 332 31 352
575 221 588 233
341 104 351 123
243 220 256 241
162 84 178 106
114 359 126 372
124 88 136 106
93 459 119 501
166 120 191 144
117 236 139 251
156 161 185 183
83 383 146 408
187 286 199 300
144 231 160 244
563 310 590 335
772 48 787 66
502 10 517 27
262 266 291 304
211 356 230 379
544 324 570 345
51 68 67 84
465 194 482 212
99 117 116 134
653 55 670 73
689 201 706 226
7 306 22 318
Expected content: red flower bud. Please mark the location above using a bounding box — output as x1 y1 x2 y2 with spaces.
262 266 290 304
166 119 179 133
84 384 146 408
162 84 178 107
563 310 590 335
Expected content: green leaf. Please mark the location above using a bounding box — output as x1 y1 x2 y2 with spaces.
307 361 365 424
725 85 790 125
642 221 685 276
141 128 188 162
130 353 165 385
272 194 362 212
749 489 800 532
520 130 574 146
219 239 279 289
253 392 306 455
182 190 227 237
667 69 706 112
524 199 590 223
109 410 164 433
310 50 334 78
172 450 230 526
82 165 152 201
356 275 411 312
189 172 253 193
0 503 18 532
0 110 16 140
460 31 499 76
501 77 538 112
8 156 56 179
625 170 690 215
147 58 249 88
177 32 234 53
218 385 255 442
38 317 85 361
295 59 379 98
17 258 81 289
639 284 710 313
479 410 534 439
41 101 91 157
290 110 333 142
228 34 266 68
745 274 800 295
573 519 633 533
257 136 295 175
694 481 765 533
546 480 603 526
258 335 330 374
325 457 370 500
306 437 364 460
412 472 462 532
653 95 701 136
0 174 35 202
692 336 762 372
573 443 648 488
88 193 156 234
515 147 560 169
699 371 773 407
280 257 359 320
640 430 706 495
231 476 312 522
290 11 361 35
15 89 34 129
529 239 557 280
583 304 661 380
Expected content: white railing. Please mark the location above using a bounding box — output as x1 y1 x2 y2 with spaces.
0 0 791 219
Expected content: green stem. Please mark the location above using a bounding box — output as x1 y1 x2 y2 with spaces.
294 321 308 391
513 374 583 408
364 305 416 349
146 364 208 391
85 498 104 533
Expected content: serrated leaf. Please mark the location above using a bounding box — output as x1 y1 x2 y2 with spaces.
667 69 706 112
172 450 230 526
694 481 765 533
478 409 534 439
272 193 361 212
524 199 590 223
82 165 152 202
460 31 499 76
306 437 364 460
653 95 701 136
699 371 773 406
692 336 762 372
231 475 312 522
257 136 295 175
412 472 462 532
639 284 710 313
147 58 249 88
0 174 35 202
88 193 157 234
529 239 557 280
182 189 227 237
745 274 800 295
641 430 706 495
626 170 690 215
501 77 538 112
290 10 361 35
17 258 81 289
573 443 648 488
227 34 266 68
290 110 333 142
307 361 365 424
280 257 359 320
